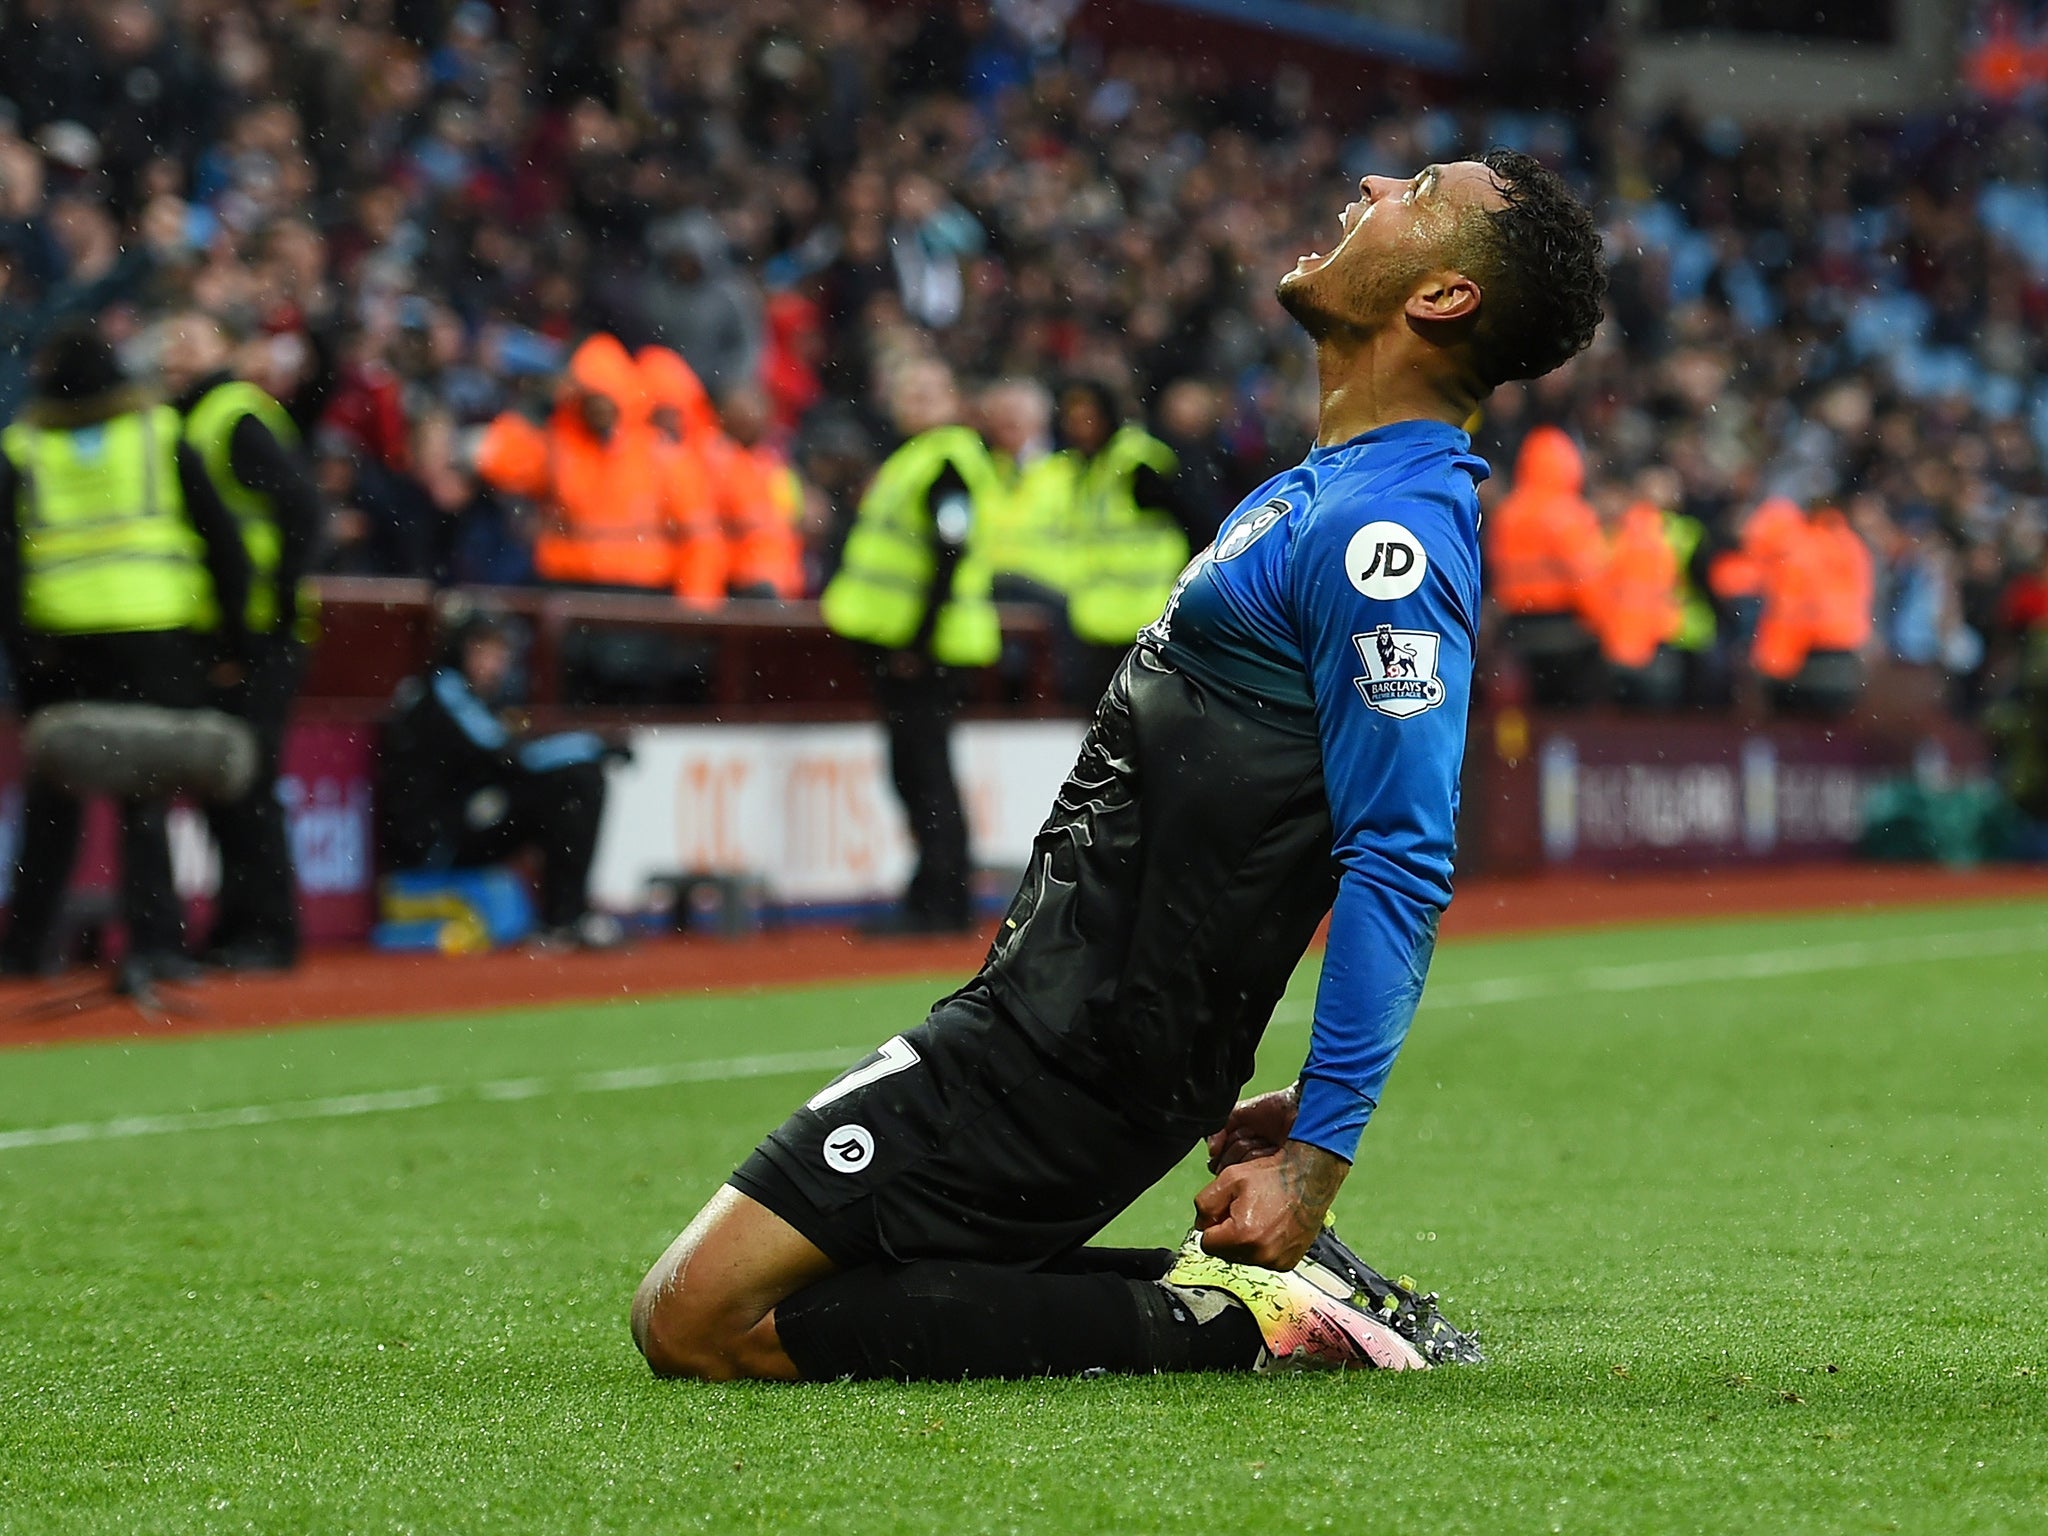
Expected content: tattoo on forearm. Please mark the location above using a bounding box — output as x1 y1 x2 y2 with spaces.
1277 1145 1346 1232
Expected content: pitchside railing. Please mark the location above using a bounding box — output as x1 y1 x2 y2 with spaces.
300 576 1067 720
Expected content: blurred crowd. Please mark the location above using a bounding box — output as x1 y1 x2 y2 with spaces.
6 0 2048 715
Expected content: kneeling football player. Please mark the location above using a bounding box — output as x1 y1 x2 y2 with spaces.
632 152 1605 1380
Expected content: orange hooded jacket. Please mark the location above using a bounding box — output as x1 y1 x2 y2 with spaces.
1593 502 1682 668
637 344 720 444
1750 506 1874 680
1707 495 1804 602
714 438 805 598
476 334 695 590
636 346 730 608
1486 427 1606 619
639 346 804 602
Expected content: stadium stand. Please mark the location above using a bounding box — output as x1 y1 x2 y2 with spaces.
2 0 2046 725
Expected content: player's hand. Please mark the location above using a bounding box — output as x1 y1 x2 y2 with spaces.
1192 1138 1348 1271
1206 1082 1300 1172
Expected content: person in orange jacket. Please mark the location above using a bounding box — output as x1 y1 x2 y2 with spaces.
712 383 807 600
475 334 696 593
1592 495 1683 707
1485 425 1606 706
639 342 721 447
1747 502 1874 717
1706 495 1804 614
636 345 729 608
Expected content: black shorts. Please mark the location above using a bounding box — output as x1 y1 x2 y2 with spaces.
730 982 1195 1270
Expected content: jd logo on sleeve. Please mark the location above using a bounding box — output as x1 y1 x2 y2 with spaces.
1345 520 1427 600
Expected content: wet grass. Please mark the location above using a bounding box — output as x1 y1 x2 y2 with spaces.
2 900 2045 1533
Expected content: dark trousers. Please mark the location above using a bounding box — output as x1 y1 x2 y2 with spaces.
447 760 606 929
3 631 207 968
1767 649 1863 720
868 653 969 925
1607 646 1683 711
203 635 304 960
1503 612 1601 709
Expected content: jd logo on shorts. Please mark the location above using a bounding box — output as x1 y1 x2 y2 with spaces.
823 1124 876 1175
1352 625 1445 718
1345 520 1427 600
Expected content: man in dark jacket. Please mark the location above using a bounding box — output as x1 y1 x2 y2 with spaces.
378 607 624 949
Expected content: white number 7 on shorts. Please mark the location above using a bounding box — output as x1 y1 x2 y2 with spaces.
806 1035 922 1112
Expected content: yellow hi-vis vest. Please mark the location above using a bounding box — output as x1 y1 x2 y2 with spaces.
1067 425 1188 646
821 426 1002 666
981 449 1080 593
184 380 311 637
1663 511 1716 653
2 405 208 635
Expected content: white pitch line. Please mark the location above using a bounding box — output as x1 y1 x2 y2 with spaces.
4 925 2046 1157
1273 922 2048 1025
0 1047 855 1155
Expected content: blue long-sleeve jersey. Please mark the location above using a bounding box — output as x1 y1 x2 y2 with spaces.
1150 419 1488 1160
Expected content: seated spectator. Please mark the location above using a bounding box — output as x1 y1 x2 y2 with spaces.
1882 509 1983 689
712 383 806 600
1487 427 1606 709
1152 378 1233 552
794 404 880 594
377 606 625 950
1752 503 1876 719
759 291 825 431
1592 493 1683 710
311 427 434 577
637 344 729 607
9 0 2048 743
1709 496 1806 638
476 334 696 597
1635 467 1723 710
320 330 413 480
639 213 763 398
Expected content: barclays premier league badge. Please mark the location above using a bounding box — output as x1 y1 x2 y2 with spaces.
1352 625 1445 718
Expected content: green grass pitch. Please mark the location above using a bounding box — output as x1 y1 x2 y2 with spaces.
3 899 2047 1534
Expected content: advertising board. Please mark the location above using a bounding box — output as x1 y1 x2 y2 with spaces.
587 720 1089 910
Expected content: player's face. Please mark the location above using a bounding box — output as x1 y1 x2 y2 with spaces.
1277 161 1499 339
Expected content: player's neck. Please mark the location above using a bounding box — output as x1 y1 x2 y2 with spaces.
1310 331 1480 448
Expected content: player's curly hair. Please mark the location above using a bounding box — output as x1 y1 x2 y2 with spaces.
1464 148 1606 389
